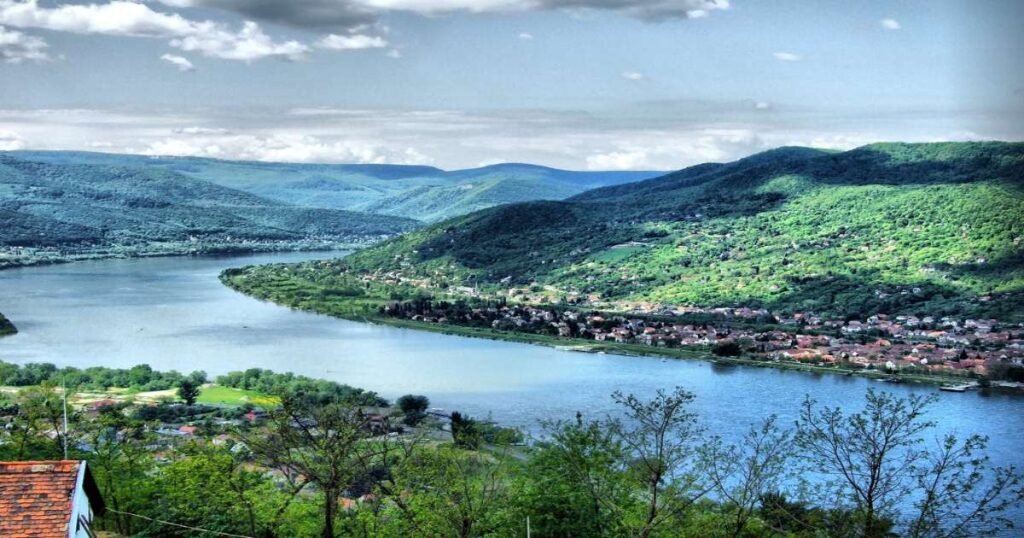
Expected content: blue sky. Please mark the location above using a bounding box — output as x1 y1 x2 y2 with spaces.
0 0 1021 169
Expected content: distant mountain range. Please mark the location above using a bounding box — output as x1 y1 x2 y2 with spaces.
0 154 418 248
333 142 1024 321
11 152 664 223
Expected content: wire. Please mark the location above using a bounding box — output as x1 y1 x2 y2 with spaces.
105 508 255 538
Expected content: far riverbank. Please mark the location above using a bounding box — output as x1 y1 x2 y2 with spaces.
220 269 1001 392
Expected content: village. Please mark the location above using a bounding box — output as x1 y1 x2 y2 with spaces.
381 300 1024 383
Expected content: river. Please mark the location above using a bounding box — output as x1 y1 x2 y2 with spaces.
2 251 1022 521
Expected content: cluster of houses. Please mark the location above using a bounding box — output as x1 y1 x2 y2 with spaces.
382 302 1024 378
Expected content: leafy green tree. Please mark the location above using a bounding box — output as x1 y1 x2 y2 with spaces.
387 445 515 538
243 395 388 538
450 411 481 449
396 394 430 426
514 412 632 537
142 444 303 538
177 379 201 406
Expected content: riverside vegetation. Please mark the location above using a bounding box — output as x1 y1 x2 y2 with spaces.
222 142 1024 386
1 360 1022 538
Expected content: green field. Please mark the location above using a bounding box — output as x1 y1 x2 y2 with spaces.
196 385 278 406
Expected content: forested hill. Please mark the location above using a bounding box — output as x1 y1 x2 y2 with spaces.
0 312 14 336
337 141 1024 321
0 155 419 248
11 151 663 222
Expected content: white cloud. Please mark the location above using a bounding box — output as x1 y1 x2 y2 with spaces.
0 0 309 62
160 53 194 71
1 104 1018 170
141 132 434 165
772 51 800 62
386 48 401 58
174 126 230 135
157 0 728 32
880 18 900 30
170 21 308 61
518 32 533 40
754 101 771 110
317 33 387 50
0 24 49 63
0 128 25 150
586 149 648 170
621 71 644 81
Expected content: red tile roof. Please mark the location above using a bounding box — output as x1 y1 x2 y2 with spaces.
0 460 86 537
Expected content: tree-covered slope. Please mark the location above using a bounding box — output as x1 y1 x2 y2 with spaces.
0 312 14 336
0 155 419 247
11 152 663 222
329 142 1024 320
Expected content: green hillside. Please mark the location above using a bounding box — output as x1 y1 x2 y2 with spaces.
0 155 419 248
11 152 662 222
240 142 1024 321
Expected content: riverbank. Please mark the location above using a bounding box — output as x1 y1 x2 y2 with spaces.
0 239 361 271
219 268 988 391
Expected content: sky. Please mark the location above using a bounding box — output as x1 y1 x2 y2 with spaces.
0 0 1022 170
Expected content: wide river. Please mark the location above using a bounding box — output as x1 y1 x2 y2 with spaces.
2 251 1022 521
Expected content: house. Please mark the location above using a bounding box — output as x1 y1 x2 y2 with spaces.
0 460 105 538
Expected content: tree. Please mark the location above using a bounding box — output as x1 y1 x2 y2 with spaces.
177 379 200 406
450 411 481 450
610 387 713 538
795 389 1024 537
906 433 1024 538
795 389 933 537
243 395 386 538
387 445 514 538
515 412 632 537
701 415 794 537
397 394 430 426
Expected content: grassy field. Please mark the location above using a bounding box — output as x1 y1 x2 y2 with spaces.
196 385 278 406
1 383 277 408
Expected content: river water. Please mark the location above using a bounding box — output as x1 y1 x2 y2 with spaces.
2 251 1022 523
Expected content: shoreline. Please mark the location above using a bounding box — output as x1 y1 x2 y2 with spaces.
220 273 995 392
0 240 364 272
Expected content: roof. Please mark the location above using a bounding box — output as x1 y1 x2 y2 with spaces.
0 460 105 538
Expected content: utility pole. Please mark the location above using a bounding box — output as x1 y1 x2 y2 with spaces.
61 376 69 460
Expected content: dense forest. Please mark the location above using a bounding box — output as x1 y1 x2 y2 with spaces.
0 154 419 249
311 142 1024 321
11 151 663 223
1 361 1021 537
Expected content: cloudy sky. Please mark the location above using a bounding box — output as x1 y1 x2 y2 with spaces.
0 0 1022 170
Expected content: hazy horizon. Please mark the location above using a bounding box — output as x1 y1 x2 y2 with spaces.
1 0 1022 170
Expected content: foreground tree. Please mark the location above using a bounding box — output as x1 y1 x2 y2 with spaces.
243 395 387 538
610 387 714 538
521 387 715 538
701 415 794 537
795 389 1024 537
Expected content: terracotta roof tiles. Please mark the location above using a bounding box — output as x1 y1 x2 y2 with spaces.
0 460 81 538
